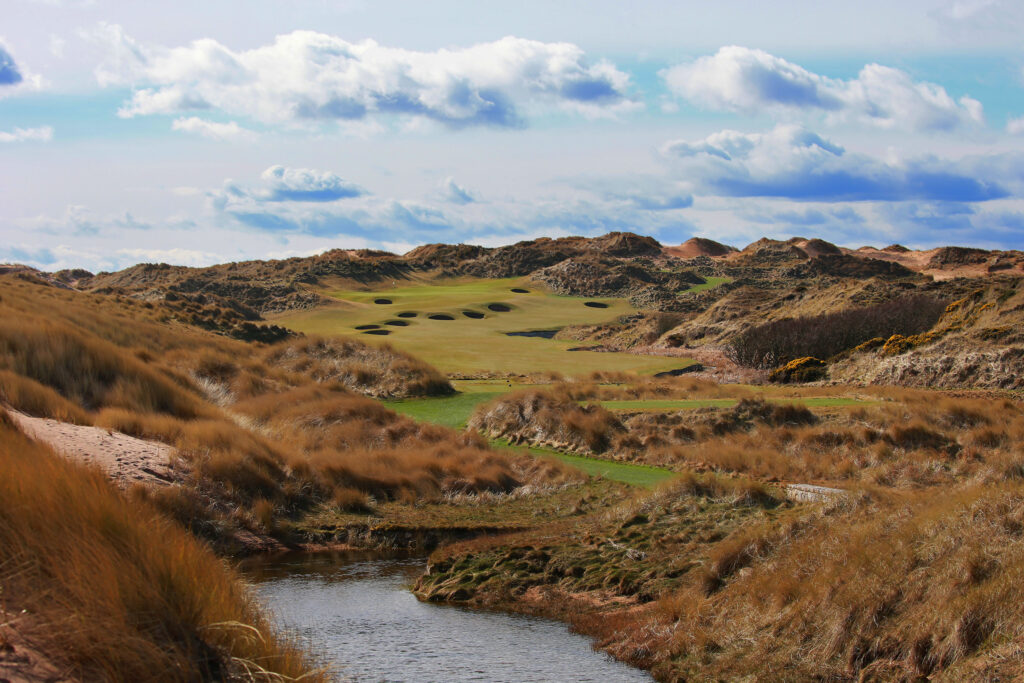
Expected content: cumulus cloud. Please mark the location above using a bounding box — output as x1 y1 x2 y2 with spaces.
660 124 1008 202
87 24 634 129
662 46 984 131
440 177 476 204
171 116 254 141
0 45 23 85
932 0 1024 37
112 247 221 267
0 42 44 95
1008 116 1024 135
0 125 53 143
577 176 694 211
212 165 366 212
259 165 364 202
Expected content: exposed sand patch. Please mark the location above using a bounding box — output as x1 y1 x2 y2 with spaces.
6 411 178 489
663 237 736 259
0 611 73 683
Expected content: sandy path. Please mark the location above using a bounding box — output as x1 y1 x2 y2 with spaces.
6 411 178 489
0 611 74 683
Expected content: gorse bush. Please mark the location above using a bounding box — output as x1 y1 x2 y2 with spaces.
726 295 947 368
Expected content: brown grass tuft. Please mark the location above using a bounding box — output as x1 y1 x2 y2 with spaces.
0 416 323 681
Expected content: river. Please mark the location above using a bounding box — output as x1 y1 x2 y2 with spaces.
240 549 653 683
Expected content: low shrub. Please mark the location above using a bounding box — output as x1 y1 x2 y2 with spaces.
768 357 826 383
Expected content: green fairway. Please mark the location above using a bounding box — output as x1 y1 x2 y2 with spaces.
493 440 676 487
679 276 732 295
387 392 503 429
386 383 875 430
385 386 678 486
273 277 694 376
387 379 559 428
592 397 875 412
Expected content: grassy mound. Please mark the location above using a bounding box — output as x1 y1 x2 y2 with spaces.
0 274 569 547
422 382 1024 680
0 409 322 681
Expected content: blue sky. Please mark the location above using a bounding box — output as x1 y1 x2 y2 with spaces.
2 0 1024 271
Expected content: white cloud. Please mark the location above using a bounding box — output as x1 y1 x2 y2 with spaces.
0 41 45 95
662 46 984 132
212 165 366 209
171 116 254 141
169 186 203 196
0 125 53 143
944 0 1000 20
1008 116 1024 135
87 24 635 129
113 247 220 267
440 177 476 204
660 124 1010 202
933 0 1024 33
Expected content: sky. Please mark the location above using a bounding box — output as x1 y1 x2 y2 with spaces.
2 0 1024 272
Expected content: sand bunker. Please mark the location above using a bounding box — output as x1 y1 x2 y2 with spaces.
506 330 558 339
385 320 410 326
374 298 393 305
397 311 418 318
654 364 705 377
584 301 609 308
487 303 512 312
511 288 530 293
363 329 391 335
462 310 485 319
428 313 455 320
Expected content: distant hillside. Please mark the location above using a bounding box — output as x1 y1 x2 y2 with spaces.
15 230 1024 390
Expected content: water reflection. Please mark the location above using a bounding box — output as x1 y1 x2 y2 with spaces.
241 550 652 683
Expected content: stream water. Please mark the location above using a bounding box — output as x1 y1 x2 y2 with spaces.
240 549 653 683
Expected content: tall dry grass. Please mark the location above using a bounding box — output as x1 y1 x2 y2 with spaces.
0 409 324 682
472 382 1024 490
0 273 564 542
653 482 1024 680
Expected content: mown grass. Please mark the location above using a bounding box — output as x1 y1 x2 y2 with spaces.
386 391 504 429
469 380 1024 489
0 409 324 682
493 439 677 487
385 389 677 486
0 274 575 544
678 275 732 294
273 276 691 376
